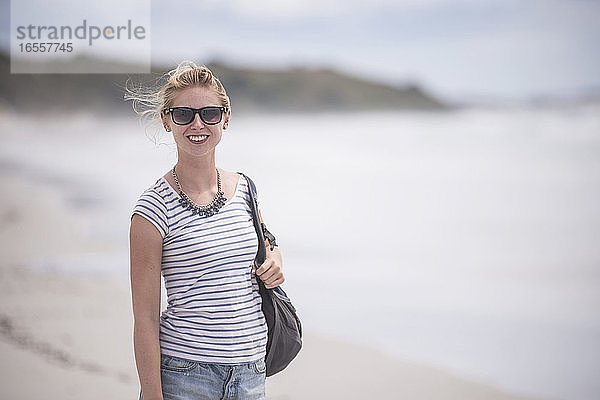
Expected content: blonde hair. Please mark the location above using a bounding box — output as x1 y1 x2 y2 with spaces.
124 61 230 141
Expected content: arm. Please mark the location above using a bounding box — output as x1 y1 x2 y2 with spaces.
254 210 285 289
130 214 164 400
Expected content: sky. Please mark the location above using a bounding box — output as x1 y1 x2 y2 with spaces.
1 0 599 102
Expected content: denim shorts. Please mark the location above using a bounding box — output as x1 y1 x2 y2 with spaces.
139 354 266 400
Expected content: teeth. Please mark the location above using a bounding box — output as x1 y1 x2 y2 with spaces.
189 135 208 142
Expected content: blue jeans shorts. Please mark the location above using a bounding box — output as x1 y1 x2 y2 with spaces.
139 354 266 400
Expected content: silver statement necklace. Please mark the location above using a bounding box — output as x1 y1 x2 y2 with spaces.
171 167 227 217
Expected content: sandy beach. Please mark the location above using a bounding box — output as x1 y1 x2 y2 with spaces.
4 107 599 399
0 151 541 400
0 262 538 400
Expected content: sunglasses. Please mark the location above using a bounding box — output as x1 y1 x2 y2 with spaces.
163 106 228 126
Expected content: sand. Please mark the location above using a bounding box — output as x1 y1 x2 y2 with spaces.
0 150 540 400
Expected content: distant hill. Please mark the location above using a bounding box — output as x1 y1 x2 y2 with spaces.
0 53 447 113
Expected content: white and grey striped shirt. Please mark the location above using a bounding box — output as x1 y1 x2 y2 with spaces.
131 174 267 364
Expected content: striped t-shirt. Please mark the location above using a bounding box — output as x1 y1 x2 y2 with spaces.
131 173 267 364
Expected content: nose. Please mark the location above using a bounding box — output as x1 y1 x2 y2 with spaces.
190 112 205 128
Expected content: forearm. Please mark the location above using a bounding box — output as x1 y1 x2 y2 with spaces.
133 318 163 400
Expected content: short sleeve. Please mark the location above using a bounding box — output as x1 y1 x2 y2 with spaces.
131 188 169 238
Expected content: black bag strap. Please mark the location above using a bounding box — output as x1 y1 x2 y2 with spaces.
238 172 267 267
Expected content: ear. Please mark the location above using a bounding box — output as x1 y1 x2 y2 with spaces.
223 109 231 130
161 112 171 132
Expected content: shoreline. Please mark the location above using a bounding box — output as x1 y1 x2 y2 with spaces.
0 170 543 400
0 264 542 400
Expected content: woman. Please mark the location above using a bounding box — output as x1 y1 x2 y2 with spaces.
127 61 284 400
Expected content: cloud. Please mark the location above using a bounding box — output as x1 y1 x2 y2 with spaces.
184 0 523 19
13 0 149 22
4 0 599 99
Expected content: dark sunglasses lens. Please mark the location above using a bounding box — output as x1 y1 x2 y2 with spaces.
172 108 194 125
201 107 222 124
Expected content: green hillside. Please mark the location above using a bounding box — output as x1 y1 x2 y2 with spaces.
1 53 447 113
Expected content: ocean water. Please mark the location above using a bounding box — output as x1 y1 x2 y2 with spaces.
1 105 599 399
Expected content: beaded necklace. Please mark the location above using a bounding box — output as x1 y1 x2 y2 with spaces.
171 167 227 217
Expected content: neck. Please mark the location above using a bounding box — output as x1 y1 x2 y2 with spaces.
174 151 217 193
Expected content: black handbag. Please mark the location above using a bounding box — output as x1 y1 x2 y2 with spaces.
241 173 303 377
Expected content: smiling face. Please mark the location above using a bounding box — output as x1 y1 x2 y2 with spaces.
162 86 230 159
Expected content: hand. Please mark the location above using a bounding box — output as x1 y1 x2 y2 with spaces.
253 247 284 289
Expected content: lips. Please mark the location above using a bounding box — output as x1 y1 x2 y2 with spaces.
188 134 209 144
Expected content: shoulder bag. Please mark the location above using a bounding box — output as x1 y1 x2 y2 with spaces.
240 173 303 377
